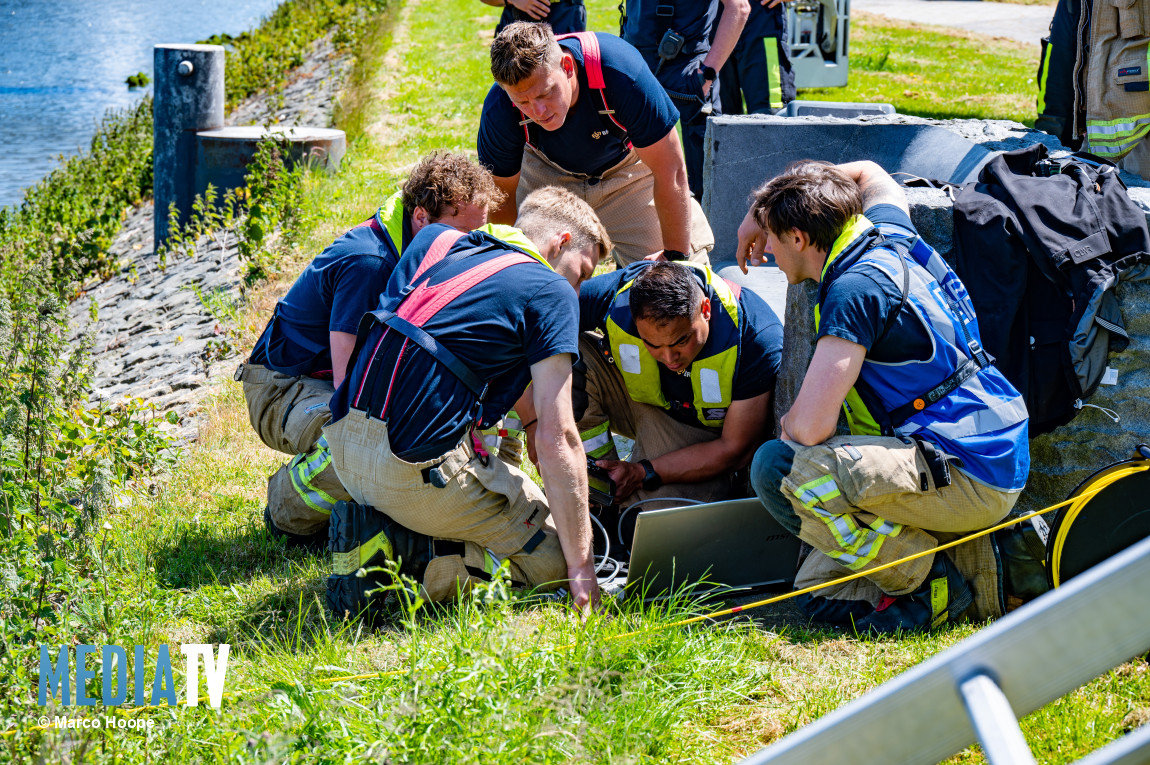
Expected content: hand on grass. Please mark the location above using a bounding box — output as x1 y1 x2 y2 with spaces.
568 562 601 617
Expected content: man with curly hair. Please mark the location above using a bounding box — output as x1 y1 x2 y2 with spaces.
238 152 505 551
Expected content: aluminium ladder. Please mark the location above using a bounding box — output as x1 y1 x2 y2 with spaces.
740 535 1150 765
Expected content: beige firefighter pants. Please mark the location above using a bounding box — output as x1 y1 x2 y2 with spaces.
576 333 733 505
241 362 351 536
755 436 1017 621
517 146 715 267
326 411 568 602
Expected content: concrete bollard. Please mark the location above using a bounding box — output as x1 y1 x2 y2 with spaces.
194 126 346 200
153 43 225 251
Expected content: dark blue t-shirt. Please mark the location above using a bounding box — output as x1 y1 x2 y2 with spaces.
477 32 680 178
579 262 784 428
622 0 719 65
250 218 399 377
329 224 580 461
817 204 934 363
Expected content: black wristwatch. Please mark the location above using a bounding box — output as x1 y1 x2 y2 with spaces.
701 65 718 83
662 248 688 261
638 459 662 491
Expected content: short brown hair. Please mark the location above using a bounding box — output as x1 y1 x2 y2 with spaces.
749 161 862 253
516 185 612 263
490 22 561 86
402 152 505 221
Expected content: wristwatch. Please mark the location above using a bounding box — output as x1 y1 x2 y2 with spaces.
701 65 718 83
662 248 688 261
638 459 662 491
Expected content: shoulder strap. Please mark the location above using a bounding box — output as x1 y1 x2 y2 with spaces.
555 32 629 136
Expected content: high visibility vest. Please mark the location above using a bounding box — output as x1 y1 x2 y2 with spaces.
604 262 741 428
373 190 407 257
817 215 1030 491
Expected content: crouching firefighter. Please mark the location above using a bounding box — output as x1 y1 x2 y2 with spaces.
323 186 611 616
518 260 782 519
740 160 1030 633
237 153 512 551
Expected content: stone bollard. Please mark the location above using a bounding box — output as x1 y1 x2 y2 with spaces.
194 126 347 199
153 44 225 251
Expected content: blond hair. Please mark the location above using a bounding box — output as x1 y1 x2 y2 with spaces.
402 152 505 220
490 22 562 86
517 186 612 263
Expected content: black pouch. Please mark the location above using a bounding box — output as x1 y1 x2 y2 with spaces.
911 435 961 490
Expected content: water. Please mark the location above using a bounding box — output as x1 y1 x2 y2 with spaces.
0 0 283 209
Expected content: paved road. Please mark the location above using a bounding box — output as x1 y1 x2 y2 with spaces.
851 0 1055 45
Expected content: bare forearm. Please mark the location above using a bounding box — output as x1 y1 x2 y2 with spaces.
536 424 593 571
835 160 909 215
649 436 756 485
704 0 750 72
479 0 503 6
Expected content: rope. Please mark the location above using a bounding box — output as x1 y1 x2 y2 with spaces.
7 465 1143 737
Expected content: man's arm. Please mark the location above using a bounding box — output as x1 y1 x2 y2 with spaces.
598 392 771 496
633 129 692 256
329 331 357 389
530 353 600 614
779 335 866 445
702 0 751 94
489 173 521 225
835 160 910 215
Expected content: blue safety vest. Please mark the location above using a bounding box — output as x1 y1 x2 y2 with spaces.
818 216 1030 492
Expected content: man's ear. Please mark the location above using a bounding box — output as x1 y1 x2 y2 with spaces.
699 294 712 321
561 53 576 78
792 228 813 252
411 205 432 233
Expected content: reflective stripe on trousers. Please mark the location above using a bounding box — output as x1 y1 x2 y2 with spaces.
290 435 339 515
792 475 904 572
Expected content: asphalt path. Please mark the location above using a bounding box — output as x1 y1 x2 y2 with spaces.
851 0 1055 45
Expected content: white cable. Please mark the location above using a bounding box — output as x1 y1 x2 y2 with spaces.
617 496 704 549
589 512 611 574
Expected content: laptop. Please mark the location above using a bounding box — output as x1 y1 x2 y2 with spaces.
619 497 801 600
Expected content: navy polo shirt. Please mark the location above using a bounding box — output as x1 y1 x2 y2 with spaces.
250 218 399 377
622 0 719 66
477 32 679 178
579 262 784 428
817 204 935 362
329 224 580 461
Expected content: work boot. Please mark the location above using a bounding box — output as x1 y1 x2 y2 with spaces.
794 593 873 626
264 505 327 552
855 553 973 634
326 501 433 621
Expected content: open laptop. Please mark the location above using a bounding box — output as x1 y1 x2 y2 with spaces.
619 497 801 600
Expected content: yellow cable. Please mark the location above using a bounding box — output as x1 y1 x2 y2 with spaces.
8 464 1144 737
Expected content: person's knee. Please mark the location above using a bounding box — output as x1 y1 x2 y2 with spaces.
751 439 801 536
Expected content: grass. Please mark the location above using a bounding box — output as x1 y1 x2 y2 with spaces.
804 11 1042 125
11 0 1149 762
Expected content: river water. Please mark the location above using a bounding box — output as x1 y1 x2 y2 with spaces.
0 0 283 209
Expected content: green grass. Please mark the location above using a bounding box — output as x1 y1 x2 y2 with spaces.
803 11 1042 125
10 1 1150 762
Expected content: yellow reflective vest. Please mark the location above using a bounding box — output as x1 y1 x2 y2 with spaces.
604 262 741 428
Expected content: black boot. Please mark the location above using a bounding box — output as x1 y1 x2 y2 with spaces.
264 505 327 552
326 501 433 621
794 593 874 626
855 553 974 634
